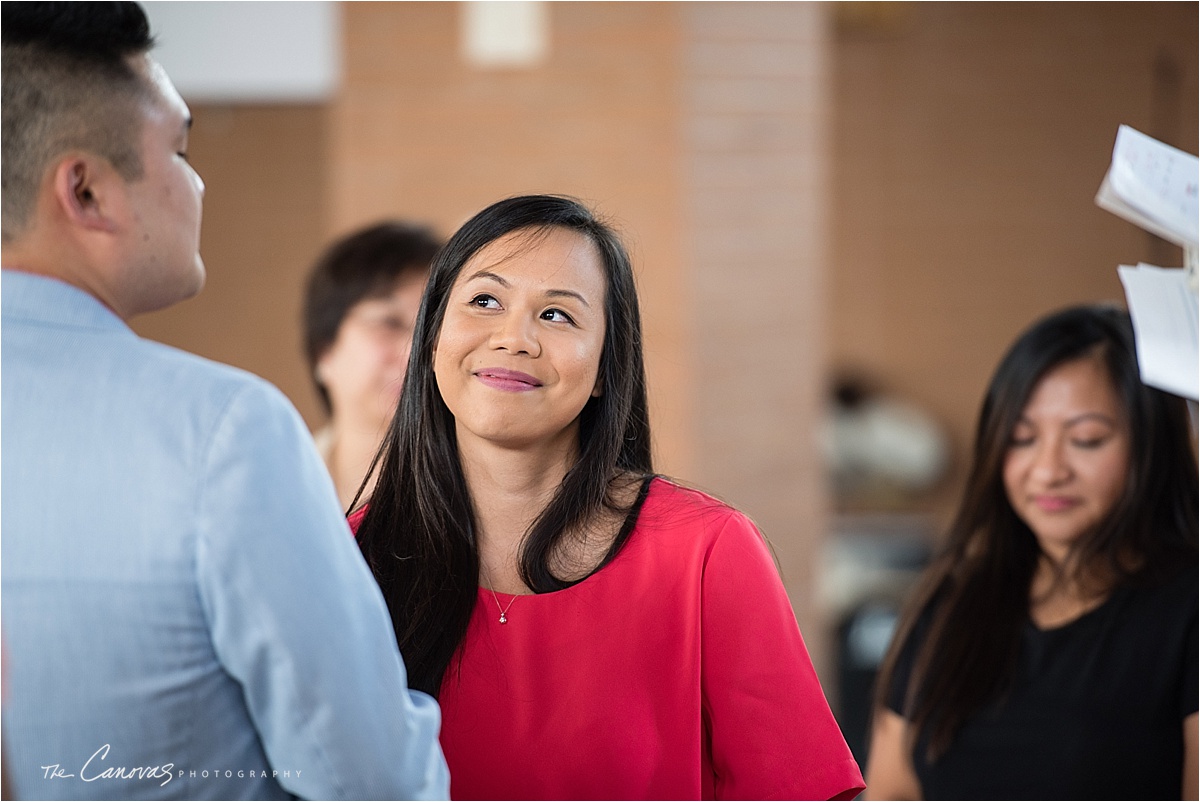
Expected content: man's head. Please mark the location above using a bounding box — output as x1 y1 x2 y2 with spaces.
2 2 206 318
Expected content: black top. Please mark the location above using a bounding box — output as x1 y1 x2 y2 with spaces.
888 567 1198 800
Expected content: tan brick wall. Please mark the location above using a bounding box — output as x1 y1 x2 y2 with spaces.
681 1 833 666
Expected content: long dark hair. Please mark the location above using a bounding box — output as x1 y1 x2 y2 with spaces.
875 304 1198 760
354 195 654 696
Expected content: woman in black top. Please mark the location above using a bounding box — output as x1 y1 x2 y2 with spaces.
864 305 1198 800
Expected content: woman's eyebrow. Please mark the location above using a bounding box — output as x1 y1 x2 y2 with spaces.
544 288 591 308
1064 412 1118 427
463 269 509 287
464 270 591 307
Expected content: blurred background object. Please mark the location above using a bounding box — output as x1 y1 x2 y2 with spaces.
133 0 1198 735
823 370 951 511
817 367 949 762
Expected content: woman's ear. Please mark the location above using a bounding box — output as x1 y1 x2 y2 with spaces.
53 155 121 233
591 374 603 398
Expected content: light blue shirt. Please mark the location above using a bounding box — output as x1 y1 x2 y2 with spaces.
1 270 449 800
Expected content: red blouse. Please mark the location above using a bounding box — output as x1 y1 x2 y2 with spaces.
357 478 863 800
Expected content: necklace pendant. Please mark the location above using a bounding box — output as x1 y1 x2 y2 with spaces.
499 613 507 624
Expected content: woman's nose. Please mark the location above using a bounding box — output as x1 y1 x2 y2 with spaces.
1030 439 1071 485
489 312 540 357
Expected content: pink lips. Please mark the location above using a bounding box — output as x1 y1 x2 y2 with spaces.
1032 495 1080 513
474 367 543 392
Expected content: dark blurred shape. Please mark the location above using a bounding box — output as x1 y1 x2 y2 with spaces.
821 519 933 766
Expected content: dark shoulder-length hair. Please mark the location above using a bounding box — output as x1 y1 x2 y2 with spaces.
354 194 654 696
875 304 1198 760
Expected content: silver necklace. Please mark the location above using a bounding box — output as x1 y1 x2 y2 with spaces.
482 567 519 624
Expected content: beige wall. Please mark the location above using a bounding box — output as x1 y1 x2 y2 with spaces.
130 2 1199 674
681 1 833 666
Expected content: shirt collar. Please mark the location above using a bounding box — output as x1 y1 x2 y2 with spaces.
2 269 133 335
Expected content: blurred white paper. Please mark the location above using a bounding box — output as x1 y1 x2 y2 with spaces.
1096 126 1199 247
1118 263 1199 400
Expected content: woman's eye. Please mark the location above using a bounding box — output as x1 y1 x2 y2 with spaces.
1072 436 1107 449
470 294 500 309
1008 433 1035 448
540 308 574 324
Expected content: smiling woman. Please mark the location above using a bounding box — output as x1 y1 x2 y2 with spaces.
352 194 865 800
864 305 1199 800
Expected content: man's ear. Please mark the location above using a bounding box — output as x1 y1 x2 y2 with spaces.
52 156 121 233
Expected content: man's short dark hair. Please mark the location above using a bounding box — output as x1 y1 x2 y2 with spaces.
303 222 443 414
2 2 156 241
